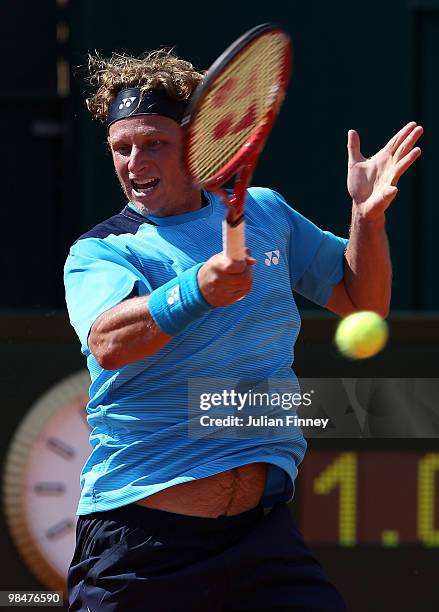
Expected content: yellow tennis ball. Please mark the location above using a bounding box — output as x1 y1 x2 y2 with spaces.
335 311 388 359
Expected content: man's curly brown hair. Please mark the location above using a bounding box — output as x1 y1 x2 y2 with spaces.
86 49 204 123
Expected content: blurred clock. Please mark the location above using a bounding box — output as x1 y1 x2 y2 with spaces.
3 371 90 593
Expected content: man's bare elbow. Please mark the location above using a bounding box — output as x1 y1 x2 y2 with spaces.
327 282 390 319
342 302 389 320
352 298 390 319
88 346 110 369
87 312 171 369
375 304 390 320
94 350 119 370
88 332 159 369
88 330 119 370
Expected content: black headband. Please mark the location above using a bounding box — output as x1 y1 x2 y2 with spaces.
107 88 189 130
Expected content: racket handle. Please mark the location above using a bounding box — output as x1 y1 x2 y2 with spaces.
223 218 246 260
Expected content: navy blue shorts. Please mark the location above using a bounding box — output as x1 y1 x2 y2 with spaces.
68 502 347 612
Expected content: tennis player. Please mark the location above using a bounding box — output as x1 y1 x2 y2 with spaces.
64 50 422 612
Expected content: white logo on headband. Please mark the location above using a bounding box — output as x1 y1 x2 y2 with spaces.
119 97 137 110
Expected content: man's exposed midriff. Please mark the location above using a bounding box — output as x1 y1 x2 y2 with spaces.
134 462 267 517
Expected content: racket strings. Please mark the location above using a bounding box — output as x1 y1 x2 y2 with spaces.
188 32 289 183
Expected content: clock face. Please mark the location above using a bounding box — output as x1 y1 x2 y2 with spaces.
3 371 91 591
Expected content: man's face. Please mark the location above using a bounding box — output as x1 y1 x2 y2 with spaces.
108 115 201 217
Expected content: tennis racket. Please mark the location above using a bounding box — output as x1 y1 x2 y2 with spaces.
182 23 292 261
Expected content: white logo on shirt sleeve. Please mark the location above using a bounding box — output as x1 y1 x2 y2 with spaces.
166 286 180 306
264 250 280 266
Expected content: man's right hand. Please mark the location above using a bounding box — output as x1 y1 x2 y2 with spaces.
197 250 257 307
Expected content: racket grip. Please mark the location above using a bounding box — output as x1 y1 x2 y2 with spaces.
223 218 246 261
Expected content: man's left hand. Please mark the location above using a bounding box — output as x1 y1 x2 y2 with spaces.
347 121 423 221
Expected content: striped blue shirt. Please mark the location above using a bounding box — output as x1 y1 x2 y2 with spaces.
64 187 348 514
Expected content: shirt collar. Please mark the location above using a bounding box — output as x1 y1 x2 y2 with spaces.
127 191 213 227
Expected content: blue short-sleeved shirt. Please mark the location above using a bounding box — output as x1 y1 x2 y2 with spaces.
64 187 348 514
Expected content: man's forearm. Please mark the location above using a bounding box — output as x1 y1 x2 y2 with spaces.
88 253 256 370
343 205 392 318
89 296 172 370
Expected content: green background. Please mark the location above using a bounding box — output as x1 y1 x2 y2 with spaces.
2 0 438 311
65 0 438 311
